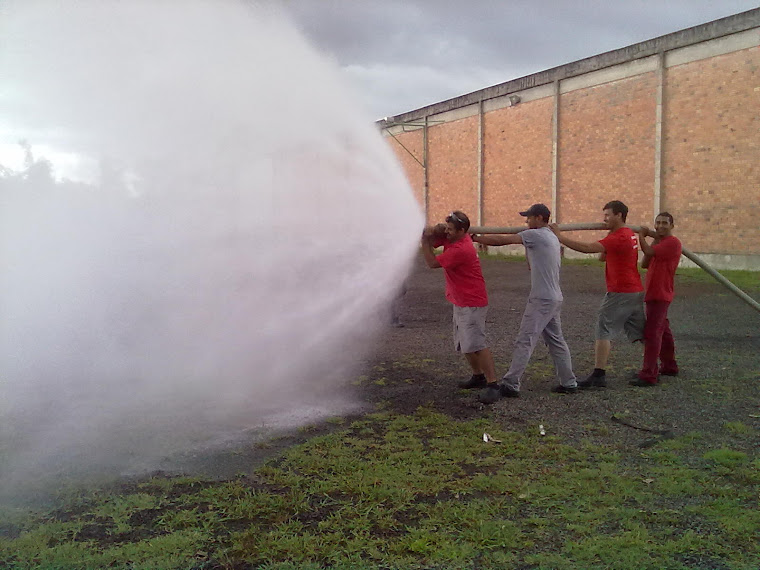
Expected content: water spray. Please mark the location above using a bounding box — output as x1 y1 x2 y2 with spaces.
0 0 423 495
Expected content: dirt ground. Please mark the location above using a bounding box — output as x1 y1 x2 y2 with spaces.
171 254 759 482
353 254 760 452
117 252 757 489
163 254 759 481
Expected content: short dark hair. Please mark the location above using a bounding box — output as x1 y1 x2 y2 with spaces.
446 210 470 232
656 211 674 225
603 200 628 222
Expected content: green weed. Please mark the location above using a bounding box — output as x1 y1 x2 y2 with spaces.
723 421 754 435
703 447 749 468
2 410 758 569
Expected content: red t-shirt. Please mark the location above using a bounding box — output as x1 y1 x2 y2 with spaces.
435 235 488 307
599 227 644 293
644 235 682 302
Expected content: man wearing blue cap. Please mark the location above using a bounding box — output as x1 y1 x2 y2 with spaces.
472 204 578 403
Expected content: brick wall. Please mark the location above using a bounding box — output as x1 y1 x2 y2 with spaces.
663 46 760 254
558 73 657 242
387 129 425 211
483 98 554 226
427 115 479 226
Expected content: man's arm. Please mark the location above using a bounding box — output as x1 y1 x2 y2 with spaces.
548 223 605 254
640 228 666 269
420 237 442 268
638 226 655 258
471 233 523 246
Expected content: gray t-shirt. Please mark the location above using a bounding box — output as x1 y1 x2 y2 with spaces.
521 226 563 301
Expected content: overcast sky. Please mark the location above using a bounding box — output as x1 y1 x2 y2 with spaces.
2 1 758 177
283 1 760 120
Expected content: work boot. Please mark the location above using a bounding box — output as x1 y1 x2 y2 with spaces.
629 371 658 384
629 378 658 387
458 373 487 389
577 371 607 389
478 383 503 404
499 385 520 398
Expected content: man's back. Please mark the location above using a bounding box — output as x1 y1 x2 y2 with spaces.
522 226 562 302
600 227 643 293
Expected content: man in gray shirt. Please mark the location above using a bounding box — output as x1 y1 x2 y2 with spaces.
472 204 578 403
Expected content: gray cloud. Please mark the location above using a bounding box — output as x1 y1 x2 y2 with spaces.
283 0 760 117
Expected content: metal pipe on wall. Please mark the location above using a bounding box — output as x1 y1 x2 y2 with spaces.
469 222 760 314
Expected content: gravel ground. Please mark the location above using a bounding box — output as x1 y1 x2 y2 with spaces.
357 255 760 453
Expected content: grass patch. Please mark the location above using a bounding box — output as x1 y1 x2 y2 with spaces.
674 266 760 290
2 409 758 569
478 251 528 263
703 448 749 469
482 251 604 268
723 421 754 436
481 250 760 291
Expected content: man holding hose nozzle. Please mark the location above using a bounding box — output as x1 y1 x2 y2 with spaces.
421 211 498 390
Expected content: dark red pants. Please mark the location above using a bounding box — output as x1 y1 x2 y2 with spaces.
639 300 678 384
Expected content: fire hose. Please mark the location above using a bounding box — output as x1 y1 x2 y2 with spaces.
469 222 760 314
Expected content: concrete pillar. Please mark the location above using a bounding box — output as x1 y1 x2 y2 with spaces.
477 99 484 226
551 80 560 222
423 115 429 222
653 51 664 217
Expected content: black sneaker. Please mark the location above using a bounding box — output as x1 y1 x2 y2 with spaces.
552 385 578 394
478 383 503 404
577 372 607 389
629 378 658 387
458 374 487 389
659 369 678 377
629 371 660 383
499 385 520 398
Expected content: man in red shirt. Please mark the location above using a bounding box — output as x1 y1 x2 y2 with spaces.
630 212 682 386
550 200 645 388
421 211 497 389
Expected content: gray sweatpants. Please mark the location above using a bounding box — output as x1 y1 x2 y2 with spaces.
501 298 577 390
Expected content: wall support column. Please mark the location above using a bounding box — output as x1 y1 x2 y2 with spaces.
423 115 429 222
477 99 484 226
653 51 665 217
551 80 560 222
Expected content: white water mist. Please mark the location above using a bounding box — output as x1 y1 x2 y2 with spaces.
0 1 422 492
